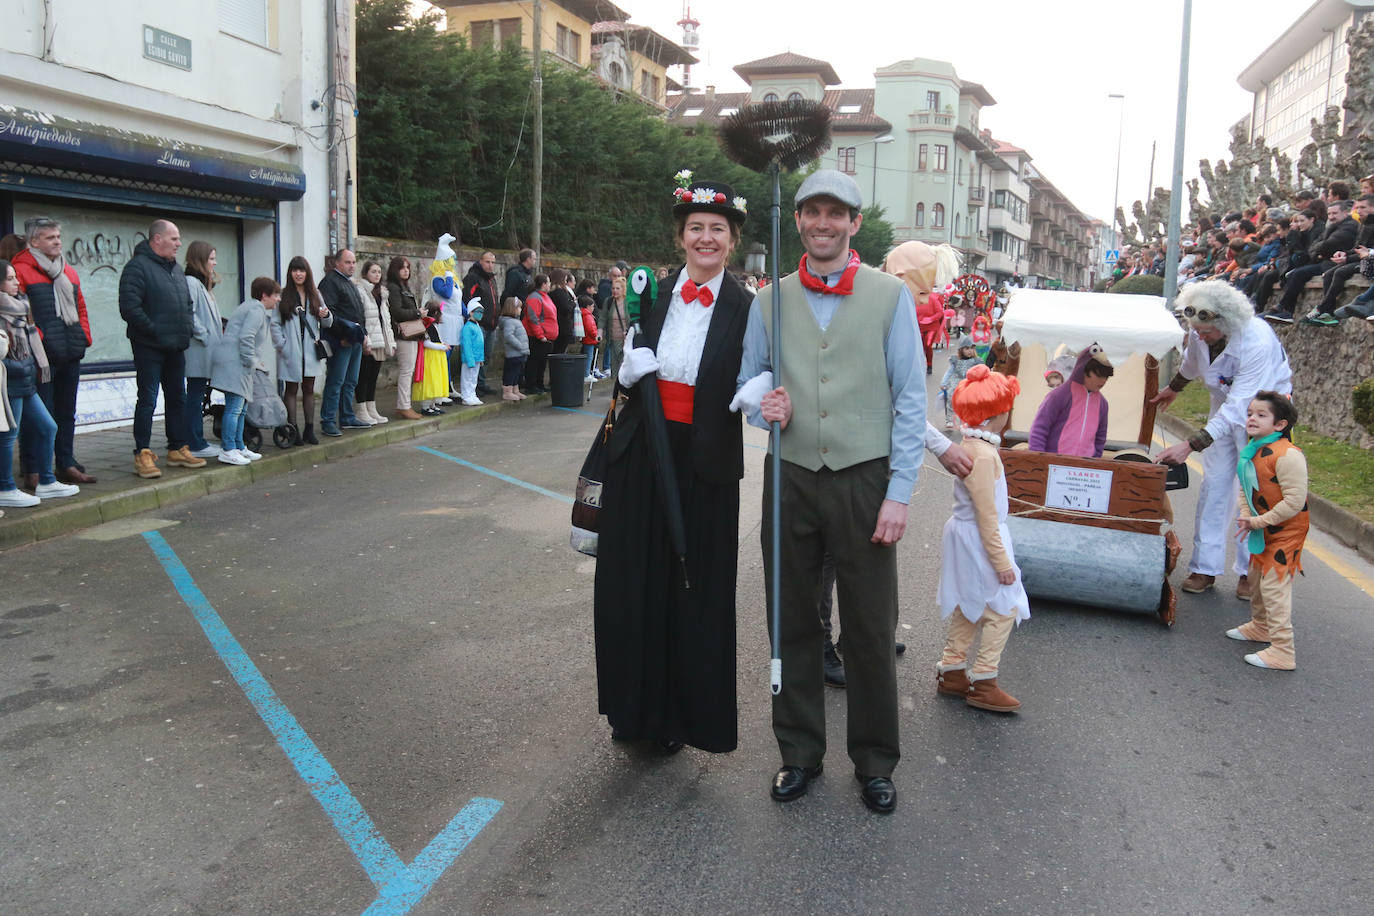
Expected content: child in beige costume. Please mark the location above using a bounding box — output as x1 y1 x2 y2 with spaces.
935 364 1030 713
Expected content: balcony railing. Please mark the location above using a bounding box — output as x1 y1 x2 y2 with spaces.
968 186 985 206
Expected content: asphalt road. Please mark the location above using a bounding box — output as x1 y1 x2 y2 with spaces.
3 381 1372 915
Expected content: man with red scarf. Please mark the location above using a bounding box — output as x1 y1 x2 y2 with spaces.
732 170 925 815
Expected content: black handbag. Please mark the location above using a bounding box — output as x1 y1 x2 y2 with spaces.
302 313 333 360
570 387 621 556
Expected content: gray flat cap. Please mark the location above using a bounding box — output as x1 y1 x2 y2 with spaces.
795 169 863 210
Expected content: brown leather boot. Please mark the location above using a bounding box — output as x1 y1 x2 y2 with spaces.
396 408 423 420
133 449 162 479
1180 573 1215 593
936 667 970 697
966 677 1021 713
1235 575 1251 601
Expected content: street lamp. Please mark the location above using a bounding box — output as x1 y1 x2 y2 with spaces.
1108 93 1125 255
860 133 895 205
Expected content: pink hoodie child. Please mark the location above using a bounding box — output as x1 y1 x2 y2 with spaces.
1027 345 1114 458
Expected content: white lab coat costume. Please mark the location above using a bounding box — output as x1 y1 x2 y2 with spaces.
1177 316 1292 577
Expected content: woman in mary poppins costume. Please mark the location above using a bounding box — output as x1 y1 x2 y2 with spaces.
593 172 752 754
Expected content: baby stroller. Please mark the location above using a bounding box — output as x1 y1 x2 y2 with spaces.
207 371 295 450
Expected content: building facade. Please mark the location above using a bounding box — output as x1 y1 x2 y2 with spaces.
439 0 693 109
1 0 344 427
1025 170 1096 290
1238 0 1374 171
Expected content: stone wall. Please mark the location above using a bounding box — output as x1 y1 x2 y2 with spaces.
1282 275 1374 449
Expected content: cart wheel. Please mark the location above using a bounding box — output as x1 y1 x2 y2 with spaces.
273 424 295 449
245 426 263 451
210 409 223 438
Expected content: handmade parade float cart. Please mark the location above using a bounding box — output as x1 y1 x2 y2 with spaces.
992 288 1187 625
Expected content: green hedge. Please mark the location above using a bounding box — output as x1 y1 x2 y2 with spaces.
1108 275 1165 296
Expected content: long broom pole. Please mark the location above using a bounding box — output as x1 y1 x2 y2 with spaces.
768 162 783 696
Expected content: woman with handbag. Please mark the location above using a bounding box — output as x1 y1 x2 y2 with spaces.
592 176 751 755
274 256 332 445
387 256 426 420
353 260 396 425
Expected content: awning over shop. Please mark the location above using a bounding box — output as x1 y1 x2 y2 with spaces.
0 106 306 201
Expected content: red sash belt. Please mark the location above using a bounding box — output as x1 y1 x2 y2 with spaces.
657 379 695 424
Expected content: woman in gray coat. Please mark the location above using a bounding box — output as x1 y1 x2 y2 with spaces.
182 241 223 458
210 277 277 465
273 256 332 444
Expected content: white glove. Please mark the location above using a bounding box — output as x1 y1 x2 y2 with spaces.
729 371 774 414
423 340 447 351
617 326 660 387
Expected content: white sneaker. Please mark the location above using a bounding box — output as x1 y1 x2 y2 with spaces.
585 375 597 383
461 397 482 406
217 450 251 466
438 397 454 405
0 488 41 507
189 445 222 459
240 447 263 461
34 481 80 499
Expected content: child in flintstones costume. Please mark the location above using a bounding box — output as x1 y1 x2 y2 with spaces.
935 364 1030 713
1227 391 1309 671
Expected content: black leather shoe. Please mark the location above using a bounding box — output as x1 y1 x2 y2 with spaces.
771 764 822 802
823 639 846 688
895 641 906 656
658 739 684 755
857 774 896 814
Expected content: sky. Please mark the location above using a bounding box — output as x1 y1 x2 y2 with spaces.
622 0 1314 223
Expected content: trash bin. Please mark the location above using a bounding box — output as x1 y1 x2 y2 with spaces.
547 353 586 408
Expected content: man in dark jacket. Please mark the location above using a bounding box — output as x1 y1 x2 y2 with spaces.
118 219 206 479
13 216 96 486
1305 194 1374 324
463 251 500 395
501 248 535 302
316 248 371 435
1266 197 1358 322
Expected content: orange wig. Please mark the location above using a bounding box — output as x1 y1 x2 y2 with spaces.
951 363 1020 428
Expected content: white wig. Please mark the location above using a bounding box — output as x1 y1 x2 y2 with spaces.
932 244 961 289
1176 280 1253 338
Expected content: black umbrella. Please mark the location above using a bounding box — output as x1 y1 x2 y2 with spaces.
720 100 832 695
633 370 690 591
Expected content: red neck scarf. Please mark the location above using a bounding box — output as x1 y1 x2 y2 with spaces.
798 250 862 296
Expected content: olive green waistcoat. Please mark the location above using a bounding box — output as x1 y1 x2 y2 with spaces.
759 266 902 471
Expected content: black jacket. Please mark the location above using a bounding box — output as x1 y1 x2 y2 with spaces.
118 240 193 351
501 263 533 302
549 286 579 343
606 268 749 485
386 280 421 325
1309 216 1358 262
463 264 500 331
318 270 365 326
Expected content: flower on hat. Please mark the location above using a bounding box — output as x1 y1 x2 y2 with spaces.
674 187 692 201
692 187 717 204
674 169 694 184
732 196 748 214
714 192 726 203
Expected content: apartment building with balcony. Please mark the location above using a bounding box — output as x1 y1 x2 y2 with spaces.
981 138 1032 287
438 0 694 109
1026 169 1097 289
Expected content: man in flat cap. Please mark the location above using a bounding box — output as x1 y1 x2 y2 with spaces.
733 169 925 815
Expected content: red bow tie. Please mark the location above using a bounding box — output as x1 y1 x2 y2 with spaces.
681 280 714 307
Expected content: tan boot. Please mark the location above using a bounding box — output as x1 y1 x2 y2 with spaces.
1180 573 1215 593
936 667 970 697
166 446 207 468
395 407 423 420
966 677 1020 713
365 401 388 423
1235 575 1250 601
134 448 162 479
502 385 520 401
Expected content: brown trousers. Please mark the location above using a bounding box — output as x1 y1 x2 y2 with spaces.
763 458 899 778
1237 561 1296 669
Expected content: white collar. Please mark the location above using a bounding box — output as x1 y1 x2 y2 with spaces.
672 268 725 302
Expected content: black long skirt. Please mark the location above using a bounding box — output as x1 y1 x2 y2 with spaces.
593 419 739 753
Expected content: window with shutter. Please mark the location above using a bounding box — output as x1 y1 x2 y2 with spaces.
219 0 269 45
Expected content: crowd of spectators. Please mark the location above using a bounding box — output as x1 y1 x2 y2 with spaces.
1106 174 1374 326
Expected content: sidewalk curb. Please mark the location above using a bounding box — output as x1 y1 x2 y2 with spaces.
1158 412 1374 563
1 393 557 550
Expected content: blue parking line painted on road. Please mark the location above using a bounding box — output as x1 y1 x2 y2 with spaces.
142 531 502 914
415 445 575 504
552 406 605 418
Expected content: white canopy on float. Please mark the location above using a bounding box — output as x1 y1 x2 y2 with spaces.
999 288 1184 366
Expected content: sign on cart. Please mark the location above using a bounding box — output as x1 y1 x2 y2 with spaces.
1045 464 1113 513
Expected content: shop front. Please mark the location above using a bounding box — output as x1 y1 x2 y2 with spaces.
0 106 306 429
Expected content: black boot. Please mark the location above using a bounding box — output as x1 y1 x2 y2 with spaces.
302 423 319 445
823 638 846 688
290 424 303 447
